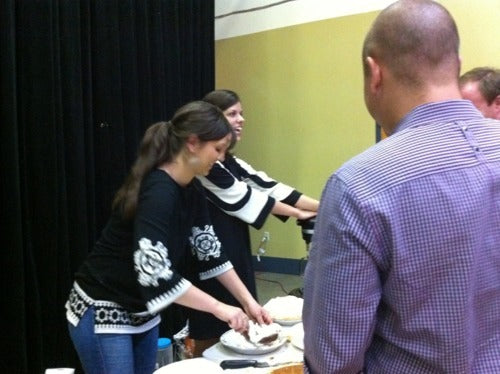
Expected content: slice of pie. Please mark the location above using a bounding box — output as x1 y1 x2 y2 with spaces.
246 320 282 345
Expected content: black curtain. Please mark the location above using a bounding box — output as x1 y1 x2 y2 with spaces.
0 1 214 373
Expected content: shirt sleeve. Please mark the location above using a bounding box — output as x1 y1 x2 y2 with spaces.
189 180 233 281
132 176 231 315
132 178 192 314
302 174 381 373
198 158 301 228
233 157 302 205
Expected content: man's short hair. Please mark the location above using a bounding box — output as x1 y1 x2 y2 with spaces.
459 67 500 105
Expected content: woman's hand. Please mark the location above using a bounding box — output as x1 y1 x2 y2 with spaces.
243 299 273 325
215 269 271 328
296 209 317 221
214 302 250 333
172 285 252 332
216 269 272 326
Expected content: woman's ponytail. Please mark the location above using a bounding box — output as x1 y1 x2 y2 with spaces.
111 101 233 220
112 121 171 219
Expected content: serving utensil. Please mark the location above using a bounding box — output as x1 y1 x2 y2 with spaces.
220 359 292 369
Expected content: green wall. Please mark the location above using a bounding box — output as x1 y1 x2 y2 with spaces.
215 0 500 261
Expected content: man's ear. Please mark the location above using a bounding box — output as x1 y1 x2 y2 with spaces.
185 134 200 153
492 95 500 119
366 56 382 93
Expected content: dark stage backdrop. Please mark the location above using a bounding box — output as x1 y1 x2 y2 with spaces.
0 1 214 372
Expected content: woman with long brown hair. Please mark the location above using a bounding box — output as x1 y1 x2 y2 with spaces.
65 101 271 374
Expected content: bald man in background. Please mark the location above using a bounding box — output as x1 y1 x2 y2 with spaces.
459 67 500 119
303 0 500 373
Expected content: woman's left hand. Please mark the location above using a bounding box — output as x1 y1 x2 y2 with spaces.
244 299 272 325
296 209 317 221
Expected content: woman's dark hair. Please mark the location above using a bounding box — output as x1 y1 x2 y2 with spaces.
203 89 240 112
113 100 234 219
203 89 241 154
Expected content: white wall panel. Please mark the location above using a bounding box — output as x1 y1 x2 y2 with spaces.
215 0 398 40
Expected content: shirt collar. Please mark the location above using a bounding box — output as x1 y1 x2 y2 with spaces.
394 100 484 134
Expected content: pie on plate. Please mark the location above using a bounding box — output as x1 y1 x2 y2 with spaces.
271 364 304 374
263 295 303 325
219 324 286 355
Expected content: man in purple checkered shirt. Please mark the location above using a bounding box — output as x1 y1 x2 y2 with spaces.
303 0 500 373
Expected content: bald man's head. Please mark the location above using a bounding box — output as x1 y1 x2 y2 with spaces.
363 0 460 88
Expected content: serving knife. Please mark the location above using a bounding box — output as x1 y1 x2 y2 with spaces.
220 359 273 369
220 359 301 369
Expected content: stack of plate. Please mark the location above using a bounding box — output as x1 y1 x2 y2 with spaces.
287 322 304 351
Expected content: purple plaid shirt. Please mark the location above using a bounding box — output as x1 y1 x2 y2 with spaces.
303 100 500 373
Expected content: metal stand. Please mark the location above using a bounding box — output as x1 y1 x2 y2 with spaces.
288 218 315 298
288 243 309 298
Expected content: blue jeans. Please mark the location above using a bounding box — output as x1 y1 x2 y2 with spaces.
68 306 159 374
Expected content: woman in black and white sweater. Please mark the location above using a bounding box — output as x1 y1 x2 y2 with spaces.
65 101 271 374
188 90 319 356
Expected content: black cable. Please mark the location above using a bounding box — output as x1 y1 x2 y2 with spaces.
215 0 297 20
255 275 290 295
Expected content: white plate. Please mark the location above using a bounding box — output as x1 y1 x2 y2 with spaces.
273 318 302 326
219 329 287 355
153 358 223 373
288 323 304 350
